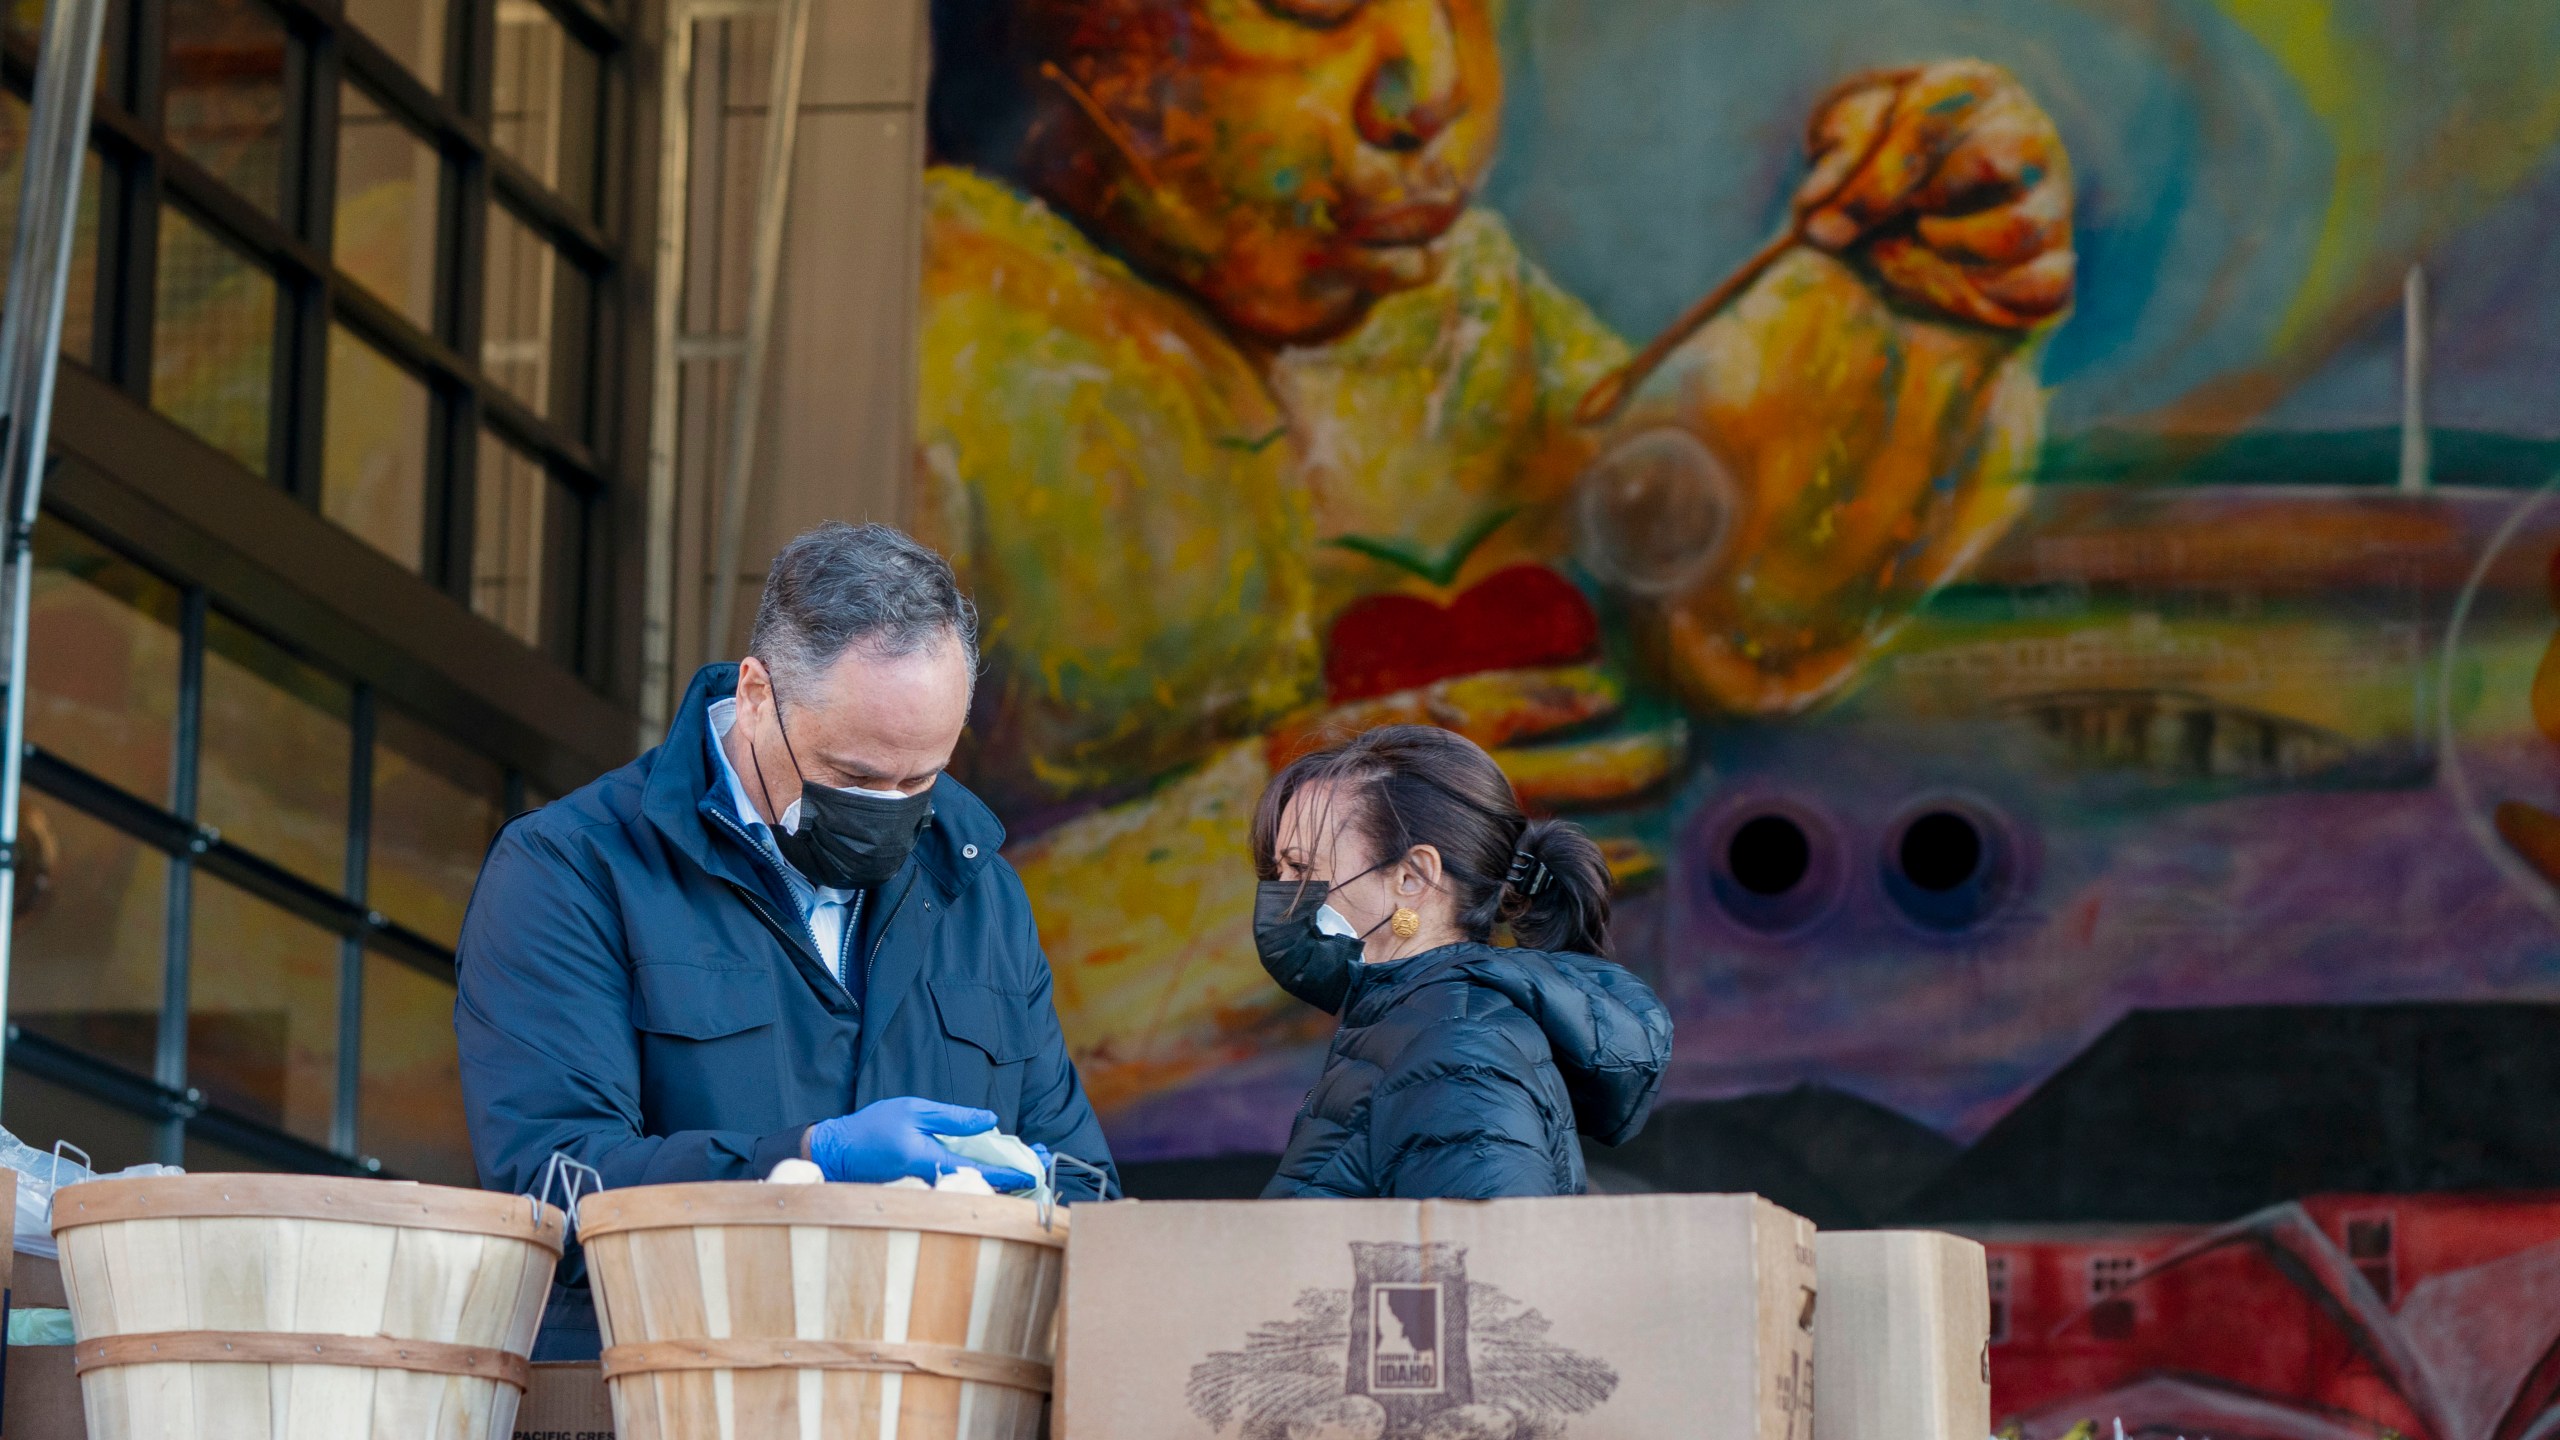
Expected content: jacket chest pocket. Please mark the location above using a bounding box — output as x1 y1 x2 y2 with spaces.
630 960 777 1040
629 960 782 1134
929 979 1040 1120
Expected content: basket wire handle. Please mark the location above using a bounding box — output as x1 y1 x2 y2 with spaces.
530 1152 604 1236
48 1139 87 1192
46 1137 89 1218
1038 1153 1112 1231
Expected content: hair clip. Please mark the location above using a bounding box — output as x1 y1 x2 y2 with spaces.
1506 848 1551 897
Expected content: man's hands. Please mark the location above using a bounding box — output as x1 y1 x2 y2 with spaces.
1795 60 2074 330
804 1097 1039 1190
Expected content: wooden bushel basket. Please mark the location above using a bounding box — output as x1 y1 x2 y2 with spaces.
578 1182 1068 1440
50 1174 565 1439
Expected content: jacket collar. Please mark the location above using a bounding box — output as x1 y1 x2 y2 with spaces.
644 663 1005 905
1341 942 1481 1025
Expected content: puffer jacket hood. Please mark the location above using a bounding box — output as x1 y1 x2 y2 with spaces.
1451 948 1673 1147
1265 942 1674 1200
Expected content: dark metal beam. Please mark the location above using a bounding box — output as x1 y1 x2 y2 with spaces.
154 585 203 1162
6 1027 378 1175
26 744 460 984
334 682 374 1155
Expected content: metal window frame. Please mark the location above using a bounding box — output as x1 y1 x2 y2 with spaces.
152 583 202 1163
334 679 372 1157
8 1025 369 1175
33 742 462 984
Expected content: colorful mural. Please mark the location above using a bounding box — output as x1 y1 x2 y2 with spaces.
914 0 2560 1174
1979 1194 2560 1440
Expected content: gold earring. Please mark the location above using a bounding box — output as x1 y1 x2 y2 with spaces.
1390 908 1421 940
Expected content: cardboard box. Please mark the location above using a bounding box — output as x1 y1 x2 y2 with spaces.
3 1231 81 1440
4 1241 79 1440
10 1249 54 1311
1059 1195 1819 1440
0 1341 76 1440
1812 1231 1990 1440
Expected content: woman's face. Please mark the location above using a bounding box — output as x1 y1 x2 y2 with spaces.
1272 780 1403 944
1017 0 1504 345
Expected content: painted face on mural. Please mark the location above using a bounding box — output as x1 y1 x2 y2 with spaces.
1015 0 1504 344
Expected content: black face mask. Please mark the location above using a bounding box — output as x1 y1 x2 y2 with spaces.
1252 866 1394 1016
749 699 934 890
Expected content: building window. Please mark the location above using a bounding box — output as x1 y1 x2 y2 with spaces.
470 427 552 643
0 95 103 362
320 324 435 569
334 82 441 332
5 515 533 1183
2087 1253 2138 1341
2345 1214 2395 1306
2087 1253 2139 1298
344 0 449 95
160 0 291 216
151 203 277 476
490 0 599 211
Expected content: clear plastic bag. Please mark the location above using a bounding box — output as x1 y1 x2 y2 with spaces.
0 1128 184 1259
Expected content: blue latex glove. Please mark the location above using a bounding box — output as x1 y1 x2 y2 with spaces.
805 1098 1037 1189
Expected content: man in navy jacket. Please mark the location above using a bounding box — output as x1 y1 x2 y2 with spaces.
455 522 1115 1359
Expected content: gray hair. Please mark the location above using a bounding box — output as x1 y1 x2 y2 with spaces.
748 523 980 699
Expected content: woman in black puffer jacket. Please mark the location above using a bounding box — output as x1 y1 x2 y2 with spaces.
1251 724 1672 1199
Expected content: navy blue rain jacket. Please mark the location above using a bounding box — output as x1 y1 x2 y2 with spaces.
1261 943 1671 1198
455 664 1115 1358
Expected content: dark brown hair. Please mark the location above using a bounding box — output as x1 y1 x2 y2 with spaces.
749 522 980 696
1249 725 1614 956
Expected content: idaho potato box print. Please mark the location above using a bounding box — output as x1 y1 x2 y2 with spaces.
1057 1195 1819 1440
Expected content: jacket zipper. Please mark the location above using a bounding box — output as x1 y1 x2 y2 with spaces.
863 870 920 994
704 807 832 972
708 805 911 1001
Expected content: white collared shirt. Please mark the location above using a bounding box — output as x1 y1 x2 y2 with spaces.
707 696 861 985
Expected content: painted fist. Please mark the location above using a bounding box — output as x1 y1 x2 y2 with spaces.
1795 60 2075 330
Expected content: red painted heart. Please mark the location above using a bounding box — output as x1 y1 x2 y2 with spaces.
1325 566 1602 702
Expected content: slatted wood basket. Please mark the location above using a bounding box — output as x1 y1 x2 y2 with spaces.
52 1173 565 1439
579 1182 1067 1440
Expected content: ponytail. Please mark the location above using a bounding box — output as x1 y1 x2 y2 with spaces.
1501 817 1613 956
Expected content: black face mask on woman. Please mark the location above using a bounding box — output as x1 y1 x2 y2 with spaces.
749 698 934 890
1252 863 1394 1015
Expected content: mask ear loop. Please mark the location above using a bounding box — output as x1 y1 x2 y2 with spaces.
746 671 811 833
1325 856 1408 944
769 683 811 775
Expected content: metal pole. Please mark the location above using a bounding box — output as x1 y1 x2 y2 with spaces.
0 0 115 1106
701 0 811 664
2398 264 2429 495
638 0 700 744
